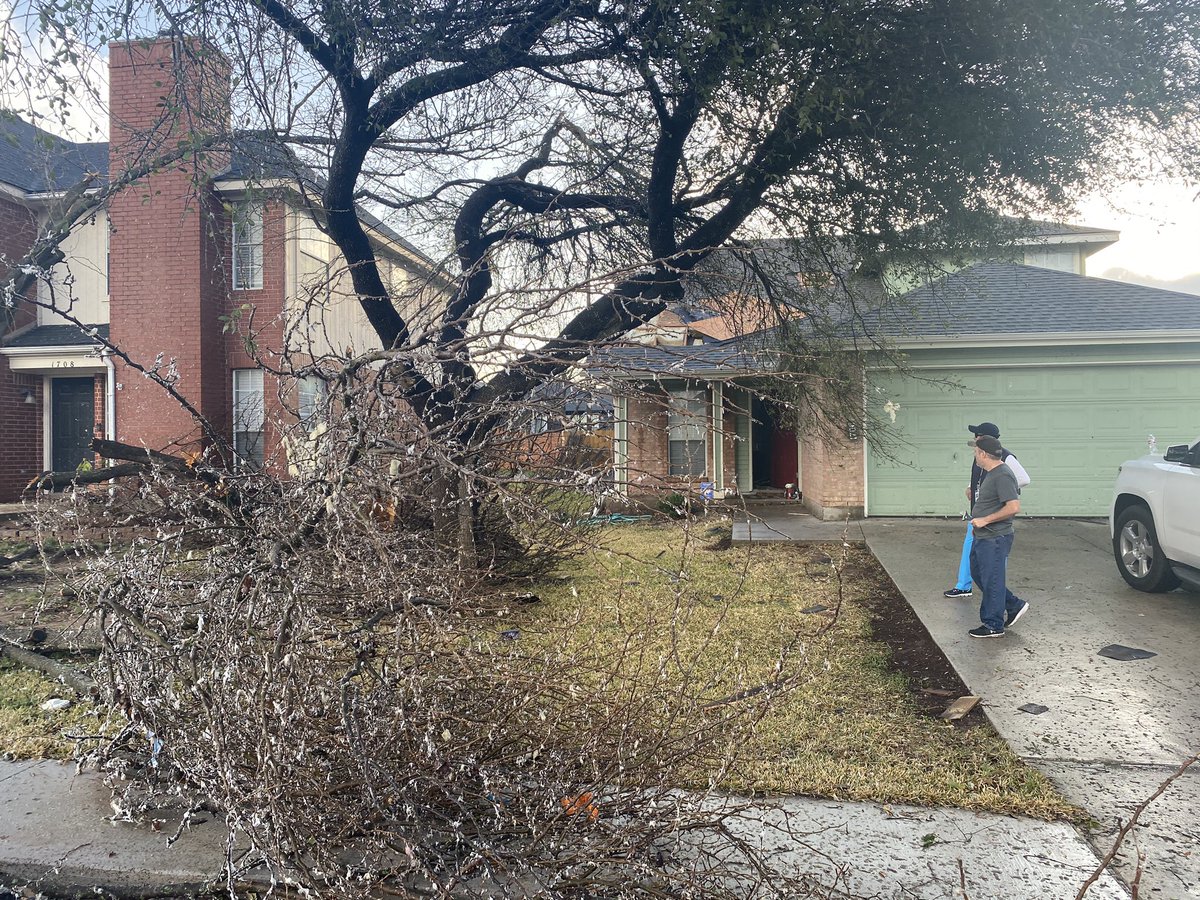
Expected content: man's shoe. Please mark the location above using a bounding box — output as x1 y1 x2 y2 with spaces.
968 625 1005 638
1006 601 1030 628
943 588 972 598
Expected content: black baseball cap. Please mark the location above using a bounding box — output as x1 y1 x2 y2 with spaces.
968 422 1000 438
973 435 1004 457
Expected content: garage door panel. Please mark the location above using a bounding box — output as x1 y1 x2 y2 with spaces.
1000 371 1044 394
867 362 1198 516
1047 370 1089 394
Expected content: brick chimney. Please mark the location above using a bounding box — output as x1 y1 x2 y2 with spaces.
107 35 232 454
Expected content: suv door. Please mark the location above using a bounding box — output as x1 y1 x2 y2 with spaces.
1160 439 1200 568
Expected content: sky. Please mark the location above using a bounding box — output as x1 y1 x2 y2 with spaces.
1077 180 1200 290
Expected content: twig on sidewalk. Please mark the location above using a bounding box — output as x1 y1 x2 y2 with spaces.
1074 751 1199 899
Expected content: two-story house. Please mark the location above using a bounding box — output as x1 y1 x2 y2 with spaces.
0 37 448 502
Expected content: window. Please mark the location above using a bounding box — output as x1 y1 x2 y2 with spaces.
298 374 327 430
232 202 264 290
667 389 707 477
233 368 265 468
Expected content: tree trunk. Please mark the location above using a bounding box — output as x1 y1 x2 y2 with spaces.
430 468 477 570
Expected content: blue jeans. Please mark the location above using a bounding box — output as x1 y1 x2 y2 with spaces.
969 531 1023 632
955 524 973 591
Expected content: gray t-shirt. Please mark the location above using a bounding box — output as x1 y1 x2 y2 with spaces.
971 463 1019 539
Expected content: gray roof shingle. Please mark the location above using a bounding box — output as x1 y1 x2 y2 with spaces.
850 262 1200 341
3 323 109 348
592 340 762 379
0 113 107 193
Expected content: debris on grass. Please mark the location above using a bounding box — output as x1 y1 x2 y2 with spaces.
940 696 982 722
520 524 1080 821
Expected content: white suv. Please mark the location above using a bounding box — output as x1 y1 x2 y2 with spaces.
1111 436 1200 593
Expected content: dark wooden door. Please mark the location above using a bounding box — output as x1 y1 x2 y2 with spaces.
51 377 96 473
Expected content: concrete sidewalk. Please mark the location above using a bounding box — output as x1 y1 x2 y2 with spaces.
732 507 866 543
0 760 1127 900
0 760 229 897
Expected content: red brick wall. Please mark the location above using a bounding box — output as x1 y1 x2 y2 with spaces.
107 37 232 454
798 397 865 519
0 370 43 498
0 194 42 499
92 373 107 463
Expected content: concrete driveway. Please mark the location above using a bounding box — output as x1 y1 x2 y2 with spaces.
863 517 1200 899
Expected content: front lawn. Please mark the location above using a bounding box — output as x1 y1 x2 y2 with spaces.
0 518 1077 823
516 520 1077 820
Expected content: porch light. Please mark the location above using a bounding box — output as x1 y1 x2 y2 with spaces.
21 388 36 405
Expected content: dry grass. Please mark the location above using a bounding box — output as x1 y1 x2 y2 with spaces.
0 656 108 760
514 520 1079 821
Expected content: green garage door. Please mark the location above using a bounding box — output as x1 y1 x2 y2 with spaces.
867 360 1200 516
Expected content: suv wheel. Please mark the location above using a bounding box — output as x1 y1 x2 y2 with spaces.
1113 505 1181 593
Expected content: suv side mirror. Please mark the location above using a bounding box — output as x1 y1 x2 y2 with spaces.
1163 444 1192 463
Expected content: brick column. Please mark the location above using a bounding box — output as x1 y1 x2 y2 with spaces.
106 36 231 454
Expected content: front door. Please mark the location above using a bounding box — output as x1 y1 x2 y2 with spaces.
51 377 96 473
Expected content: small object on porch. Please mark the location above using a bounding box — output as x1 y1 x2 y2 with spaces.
939 695 981 721
698 481 715 501
1097 644 1157 661
784 482 798 500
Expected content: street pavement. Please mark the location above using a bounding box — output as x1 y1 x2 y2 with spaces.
0 758 229 897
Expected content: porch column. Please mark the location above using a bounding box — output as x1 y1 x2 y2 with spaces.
710 381 724 493
613 393 629 495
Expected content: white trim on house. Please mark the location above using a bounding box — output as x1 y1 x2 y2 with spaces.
889 329 1200 351
0 344 106 372
613 395 629 495
867 357 1200 371
711 381 724 493
1024 230 1120 247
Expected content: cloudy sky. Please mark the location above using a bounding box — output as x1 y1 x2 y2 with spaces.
1077 180 1200 291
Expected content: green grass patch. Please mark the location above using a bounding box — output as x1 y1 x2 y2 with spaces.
515 521 1078 821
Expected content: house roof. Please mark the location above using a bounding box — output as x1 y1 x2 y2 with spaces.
592 339 762 379
2 323 109 348
597 261 1200 379
0 113 107 193
527 380 614 415
848 262 1200 342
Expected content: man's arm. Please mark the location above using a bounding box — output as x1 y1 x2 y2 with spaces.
971 499 1020 529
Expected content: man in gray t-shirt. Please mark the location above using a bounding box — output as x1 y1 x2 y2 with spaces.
967 435 1030 637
